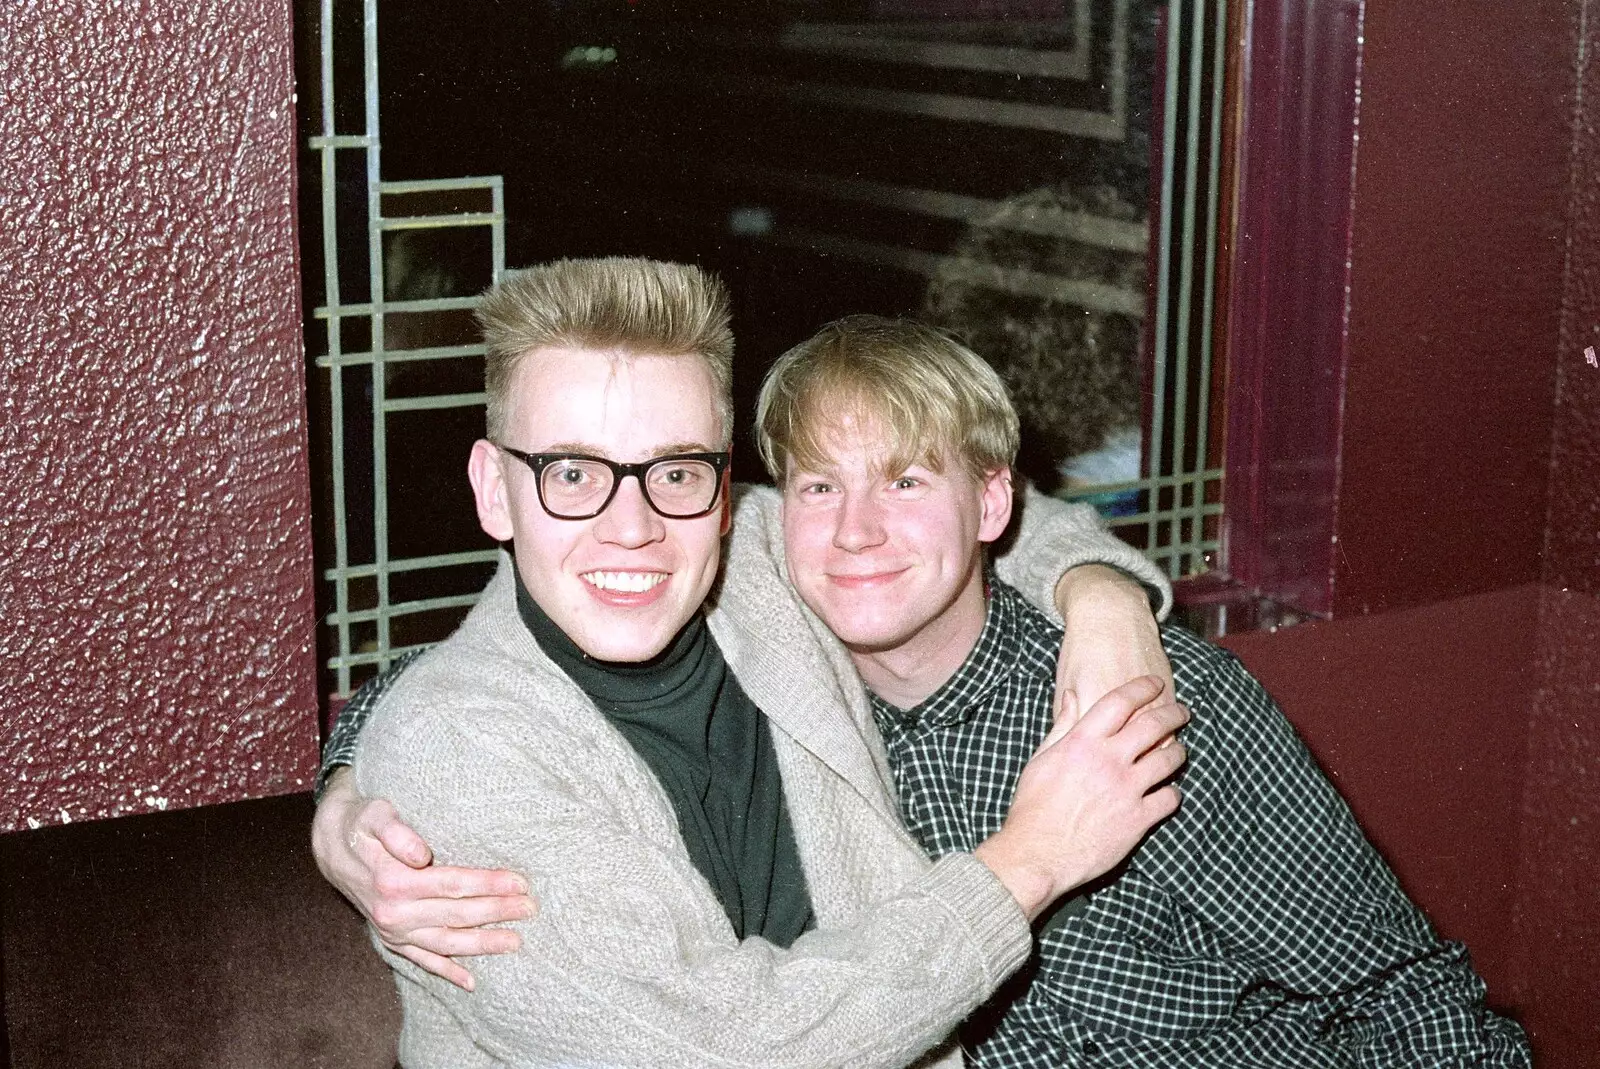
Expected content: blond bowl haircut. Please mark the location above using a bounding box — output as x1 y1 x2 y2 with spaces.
756 315 1021 484
475 257 735 444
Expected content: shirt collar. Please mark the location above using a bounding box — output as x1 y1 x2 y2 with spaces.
869 577 1028 734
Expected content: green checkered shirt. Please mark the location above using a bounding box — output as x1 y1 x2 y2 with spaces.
869 580 1530 1068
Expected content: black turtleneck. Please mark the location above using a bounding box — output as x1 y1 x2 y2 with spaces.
515 573 814 948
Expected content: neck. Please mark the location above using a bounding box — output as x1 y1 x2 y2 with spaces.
514 567 706 706
848 571 988 710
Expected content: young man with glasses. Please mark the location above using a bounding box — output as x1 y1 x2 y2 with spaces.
327 257 1189 1068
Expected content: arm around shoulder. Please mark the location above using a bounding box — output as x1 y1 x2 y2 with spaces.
994 484 1171 622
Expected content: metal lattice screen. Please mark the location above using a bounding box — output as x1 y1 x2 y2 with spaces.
1086 0 1229 580
307 0 506 697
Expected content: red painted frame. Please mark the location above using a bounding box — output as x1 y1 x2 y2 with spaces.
1177 0 1365 624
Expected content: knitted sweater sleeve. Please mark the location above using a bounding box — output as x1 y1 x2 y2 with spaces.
993 482 1172 621
356 676 1027 1069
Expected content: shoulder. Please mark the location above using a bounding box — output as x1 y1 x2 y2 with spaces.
351 627 672 868
1156 624 1324 791
1161 625 1246 697
730 480 780 522
991 579 1067 672
352 609 588 803
722 482 785 580
711 481 796 624
354 635 527 774
1160 624 1274 723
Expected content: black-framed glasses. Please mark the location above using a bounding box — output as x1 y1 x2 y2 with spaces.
499 447 731 520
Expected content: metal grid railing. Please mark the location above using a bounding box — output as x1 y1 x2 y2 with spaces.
308 0 505 697
1067 0 1228 581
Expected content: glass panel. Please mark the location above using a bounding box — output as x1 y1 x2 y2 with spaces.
301 0 1234 691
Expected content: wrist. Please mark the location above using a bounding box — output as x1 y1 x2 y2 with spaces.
974 833 1056 922
1054 564 1149 621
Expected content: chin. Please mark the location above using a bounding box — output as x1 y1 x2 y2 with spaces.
579 634 671 663
826 621 910 654
576 615 683 663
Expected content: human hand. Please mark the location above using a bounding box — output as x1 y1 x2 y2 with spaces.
311 767 537 991
1052 564 1175 724
974 676 1186 920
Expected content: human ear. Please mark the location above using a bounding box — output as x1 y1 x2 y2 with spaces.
977 466 1015 544
468 439 515 542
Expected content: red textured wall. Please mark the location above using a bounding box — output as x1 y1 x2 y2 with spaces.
1506 0 1600 1058
1334 0 1573 617
0 0 319 831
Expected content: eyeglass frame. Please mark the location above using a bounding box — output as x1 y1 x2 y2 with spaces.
497 446 732 521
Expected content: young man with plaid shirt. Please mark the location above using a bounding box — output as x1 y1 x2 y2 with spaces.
755 316 1530 1067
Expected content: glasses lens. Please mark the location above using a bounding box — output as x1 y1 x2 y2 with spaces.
540 458 614 517
644 458 719 517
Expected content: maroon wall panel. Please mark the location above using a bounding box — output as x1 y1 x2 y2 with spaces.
0 0 319 830
1334 0 1573 617
1512 589 1600 1065
1506 3 1600 1061
1222 0 1362 618
1219 585 1539 1008
1545 0 1600 604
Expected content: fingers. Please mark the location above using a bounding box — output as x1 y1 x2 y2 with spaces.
373 862 531 903
1038 712 1074 751
393 944 478 992
1051 688 1081 728
1141 783 1183 824
1133 736 1188 789
396 890 537 932
1072 675 1165 738
398 924 525 959
363 800 434 869
366 857 536 938
1118 700 1191 757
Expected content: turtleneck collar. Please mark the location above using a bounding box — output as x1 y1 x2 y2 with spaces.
514 568 711 716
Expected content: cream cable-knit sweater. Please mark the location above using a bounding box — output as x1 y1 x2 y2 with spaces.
355 485 1168 1069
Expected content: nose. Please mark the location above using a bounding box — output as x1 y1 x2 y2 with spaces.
593 475 666 548
833 491 887 552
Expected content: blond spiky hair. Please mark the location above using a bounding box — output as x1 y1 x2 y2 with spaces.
476 257 734 443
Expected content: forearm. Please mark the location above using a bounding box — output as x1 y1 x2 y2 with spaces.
438 852 1025 1069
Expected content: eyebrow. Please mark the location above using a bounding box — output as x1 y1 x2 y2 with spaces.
539 440 719 459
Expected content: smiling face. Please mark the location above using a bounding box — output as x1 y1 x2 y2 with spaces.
781 412 1013 695
468 346 730 662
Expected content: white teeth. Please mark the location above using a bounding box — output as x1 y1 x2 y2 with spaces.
583 571 667 593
